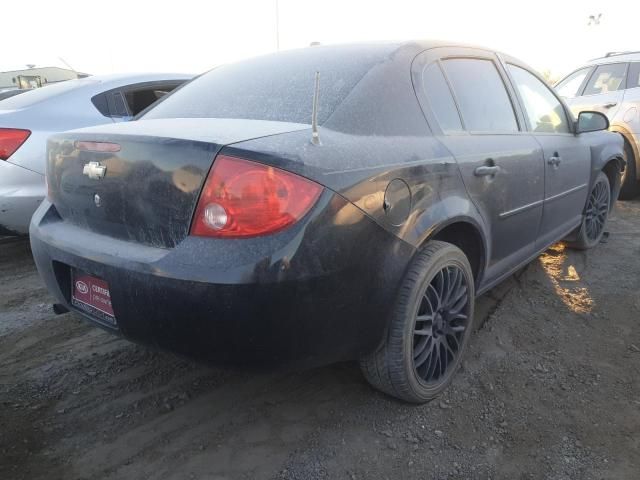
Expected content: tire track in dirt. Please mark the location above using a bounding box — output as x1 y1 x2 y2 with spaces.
1 199 639 479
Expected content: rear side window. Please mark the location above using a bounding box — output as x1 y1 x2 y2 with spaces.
555 67 591 98
583 63 628 95
92 90 129 118
422 62 463 132
508 65 570 134
92 82 183 119
442 58 518 132
628 63 640 89
125 84 182 116
142 47 386 124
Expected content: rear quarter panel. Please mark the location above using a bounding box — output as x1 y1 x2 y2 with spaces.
223 128 488 250
0 94 111 173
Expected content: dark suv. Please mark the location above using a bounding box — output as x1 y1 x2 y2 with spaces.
30 42 624 403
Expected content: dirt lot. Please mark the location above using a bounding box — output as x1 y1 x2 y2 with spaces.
1 200 639 480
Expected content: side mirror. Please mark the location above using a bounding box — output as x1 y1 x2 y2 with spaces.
576 111 609 134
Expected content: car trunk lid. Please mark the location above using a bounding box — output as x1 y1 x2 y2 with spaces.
47 118 310 248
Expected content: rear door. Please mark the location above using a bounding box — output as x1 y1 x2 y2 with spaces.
619 62 640 134
568 63 628 121
415 48 545 283
504 60 591 248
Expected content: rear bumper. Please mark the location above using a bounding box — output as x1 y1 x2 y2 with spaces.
0 160 44 235
30 193 415 369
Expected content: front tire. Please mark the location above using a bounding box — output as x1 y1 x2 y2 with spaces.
567 171 611 250
360 241 475 403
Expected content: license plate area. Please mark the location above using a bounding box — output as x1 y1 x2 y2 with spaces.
71 270 117 327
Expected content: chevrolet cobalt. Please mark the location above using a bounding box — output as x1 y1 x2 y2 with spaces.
30 42 624 402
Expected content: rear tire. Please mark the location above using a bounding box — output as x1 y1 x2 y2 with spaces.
567 171 611 250
360 241 475 403
619 141 639 200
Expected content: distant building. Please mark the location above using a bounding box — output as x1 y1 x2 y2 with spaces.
0 67 90 90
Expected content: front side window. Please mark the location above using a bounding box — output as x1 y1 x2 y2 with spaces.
555 67 591 98
422 62 463 133
442 58 518 132
583 63 628 95
508 65 570 134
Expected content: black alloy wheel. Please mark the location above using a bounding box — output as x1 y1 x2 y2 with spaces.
567 171 611 250
413 265 470 385
360 240 475 403
584 177 610 242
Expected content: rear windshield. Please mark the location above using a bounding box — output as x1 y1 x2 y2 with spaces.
142 46 389 125
0 78 97 110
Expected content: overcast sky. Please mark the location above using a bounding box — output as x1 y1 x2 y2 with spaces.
2 0 638 77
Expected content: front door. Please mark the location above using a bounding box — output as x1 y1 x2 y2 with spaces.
505 62 592 248
442 135 545 279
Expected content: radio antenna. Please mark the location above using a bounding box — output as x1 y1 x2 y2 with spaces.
311 71 320 145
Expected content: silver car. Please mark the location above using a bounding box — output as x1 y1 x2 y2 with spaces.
555 52 640 198
0 73 192 235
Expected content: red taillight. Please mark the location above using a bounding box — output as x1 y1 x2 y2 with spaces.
191 155 323 238
0 128 31 160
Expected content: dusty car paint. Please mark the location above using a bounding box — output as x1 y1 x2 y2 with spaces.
30 41 624 369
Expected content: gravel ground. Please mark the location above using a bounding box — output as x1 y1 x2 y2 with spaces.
1 199 639 480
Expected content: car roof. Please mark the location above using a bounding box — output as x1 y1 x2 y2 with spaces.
64 72 193 92
302 39 502 56
85 72 193 84
141 40 523 137
586 51 640 65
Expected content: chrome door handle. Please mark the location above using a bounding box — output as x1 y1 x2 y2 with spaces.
603 102 617 109
474 165 500 176
548 155 561 166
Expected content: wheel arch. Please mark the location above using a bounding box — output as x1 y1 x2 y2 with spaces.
610 124 639 180
419 217 488 288
601 155 625 208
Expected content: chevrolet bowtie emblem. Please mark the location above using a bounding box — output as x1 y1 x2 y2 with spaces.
82 161 107 180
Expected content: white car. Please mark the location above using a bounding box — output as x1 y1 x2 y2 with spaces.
0 73 192 234
555 51 640 198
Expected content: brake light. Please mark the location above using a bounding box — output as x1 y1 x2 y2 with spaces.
74 141 121 153
191 155 323 238
0 128 31 160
